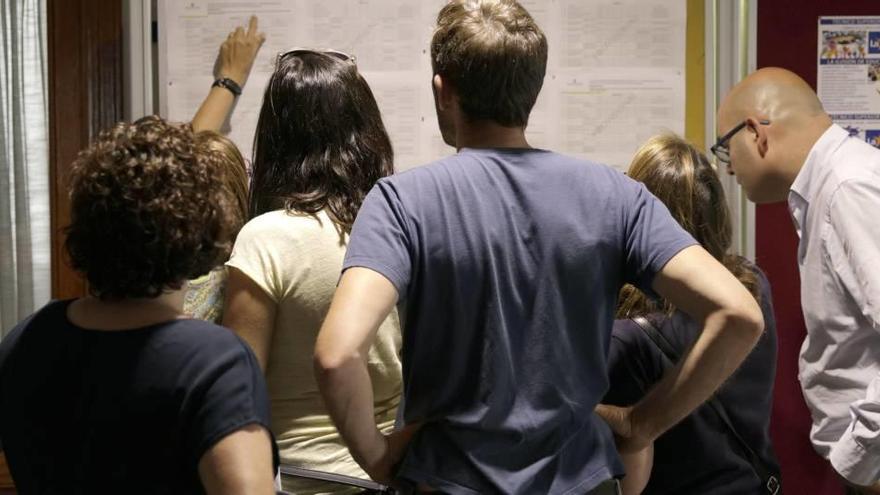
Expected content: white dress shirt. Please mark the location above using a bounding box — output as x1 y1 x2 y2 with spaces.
788 123 880 486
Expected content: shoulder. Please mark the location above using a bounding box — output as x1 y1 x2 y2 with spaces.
827 139 880 192
159 319 248 353
236 209 341 250
2 300 71 347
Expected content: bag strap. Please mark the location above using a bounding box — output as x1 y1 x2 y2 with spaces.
630 316 781 495
279 464 392 492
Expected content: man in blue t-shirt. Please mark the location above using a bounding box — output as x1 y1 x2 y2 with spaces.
314 1 765 493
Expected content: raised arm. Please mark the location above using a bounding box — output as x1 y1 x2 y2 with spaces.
192 16 265 132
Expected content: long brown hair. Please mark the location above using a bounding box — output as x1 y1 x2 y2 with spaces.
616 133 759 318
250 51 393 232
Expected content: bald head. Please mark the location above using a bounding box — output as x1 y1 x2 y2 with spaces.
716 68 833 204
720 68 827 127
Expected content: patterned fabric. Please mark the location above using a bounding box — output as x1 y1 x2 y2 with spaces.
184 267 227 324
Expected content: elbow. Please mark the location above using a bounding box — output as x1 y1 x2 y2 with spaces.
722 296 765 345
313 344 359 380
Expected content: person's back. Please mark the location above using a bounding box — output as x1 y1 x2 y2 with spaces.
607 265 778 494
346 148 695 492
0 116 277 494
228 210 401 494
0 301 268 494
605 133 780 494
221 49 401 493
315 3 764 494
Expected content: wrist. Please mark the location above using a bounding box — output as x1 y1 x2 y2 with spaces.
628 405 658 447
355 428 388 473
212 77 242 97
220 70 246 87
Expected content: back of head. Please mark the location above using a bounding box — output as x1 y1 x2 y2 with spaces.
195 130 249 241
251 51 394 231
431 0 547 127
628 134 731 260
617 134 759 318
65 116 240 300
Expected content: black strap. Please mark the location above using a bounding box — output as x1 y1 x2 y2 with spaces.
212 77 242 96
630 316 781 495
279 464 392 493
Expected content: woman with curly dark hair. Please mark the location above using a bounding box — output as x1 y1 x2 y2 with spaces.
605 134 781 495
221 49 401 493
0 116 277 495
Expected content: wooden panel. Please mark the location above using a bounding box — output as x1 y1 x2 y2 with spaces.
0 452 12 491
755 1 879 494
685 0 706 149
48 0 123 299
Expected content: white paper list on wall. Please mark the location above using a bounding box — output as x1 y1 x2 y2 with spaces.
158 0 685 172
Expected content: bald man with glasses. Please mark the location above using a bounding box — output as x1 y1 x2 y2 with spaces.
715 67 880 493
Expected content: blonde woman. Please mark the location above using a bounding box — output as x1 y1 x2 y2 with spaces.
606 134 781 495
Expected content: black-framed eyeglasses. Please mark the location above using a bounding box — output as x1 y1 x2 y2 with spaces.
710 119 771 165
274 47 356 68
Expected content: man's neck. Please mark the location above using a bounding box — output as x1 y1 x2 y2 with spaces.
454 119 530 150
784 117 833 187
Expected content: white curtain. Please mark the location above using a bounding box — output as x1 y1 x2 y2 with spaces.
0 0 50 337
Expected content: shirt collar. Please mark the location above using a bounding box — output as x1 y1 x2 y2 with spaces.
790 123 849 204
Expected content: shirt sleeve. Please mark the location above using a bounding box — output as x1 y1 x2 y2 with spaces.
620 179 698 297
829 372 880 486
343 180 415 296
180 331 275 470
825 178 880 485
226 214 285 301
605 319 663 407
826 178 880 332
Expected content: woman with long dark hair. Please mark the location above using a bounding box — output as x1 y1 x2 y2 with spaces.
606 134 781 495
222 49 401 494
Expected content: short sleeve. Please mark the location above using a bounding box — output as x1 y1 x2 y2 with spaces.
621 180 697 297
344 180 414 296
826 178 880 331
179 333 274 469
226 214 286 301
605 319 664 407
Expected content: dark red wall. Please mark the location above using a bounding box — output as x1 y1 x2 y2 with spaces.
756 2 878 494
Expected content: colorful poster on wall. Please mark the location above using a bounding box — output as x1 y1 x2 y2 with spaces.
818 16 880 148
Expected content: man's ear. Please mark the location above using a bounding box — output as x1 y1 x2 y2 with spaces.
433 74 454 111
746 117 769 157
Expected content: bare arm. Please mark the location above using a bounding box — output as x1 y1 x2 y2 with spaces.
198 424 275 495
314 267 416 484
191 16 265 133
222 267 276 373
598 245 764 451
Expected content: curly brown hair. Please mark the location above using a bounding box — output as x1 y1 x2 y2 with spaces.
65 116 241 300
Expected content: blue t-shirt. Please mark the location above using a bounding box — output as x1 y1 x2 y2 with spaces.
343 148 696 494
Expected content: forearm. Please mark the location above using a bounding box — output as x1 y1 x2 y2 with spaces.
315 351 385 471
192 86 236 132
632 308 761 441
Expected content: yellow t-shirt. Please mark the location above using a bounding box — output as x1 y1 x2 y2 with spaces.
227 209 402 495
